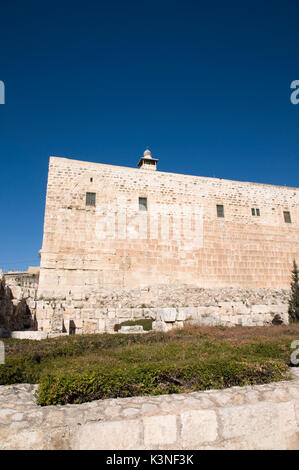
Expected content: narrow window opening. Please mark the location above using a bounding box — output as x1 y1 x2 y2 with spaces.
251 208 260 216
216 204 224 218
86 192 96 206
90 177 93 182
283 211 292 223
139 197 147 211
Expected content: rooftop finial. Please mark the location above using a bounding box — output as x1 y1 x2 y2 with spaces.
143 148 152 158
138 148 158 171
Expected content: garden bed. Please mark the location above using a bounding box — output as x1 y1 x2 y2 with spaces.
0 324 298 405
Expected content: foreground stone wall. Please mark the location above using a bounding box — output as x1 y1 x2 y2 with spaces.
0 370 298 450
39 156 299 299
36 285 290 333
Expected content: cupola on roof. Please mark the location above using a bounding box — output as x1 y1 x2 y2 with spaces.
138 148 158 171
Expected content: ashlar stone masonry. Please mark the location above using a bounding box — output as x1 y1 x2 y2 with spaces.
34 150 298 333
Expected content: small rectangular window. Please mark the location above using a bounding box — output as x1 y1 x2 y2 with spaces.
256 208 260 216
251 208 256 216
251 208 260 216
86 192 96 206
216 204 224 218
139 197 147 211
283 211 291 223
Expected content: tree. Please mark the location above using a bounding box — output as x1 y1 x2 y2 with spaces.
289 260 299 323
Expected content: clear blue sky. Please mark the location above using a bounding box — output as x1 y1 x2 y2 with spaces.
0 0 299 271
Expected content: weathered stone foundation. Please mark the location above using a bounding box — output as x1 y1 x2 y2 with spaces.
0 274 291 335
35 285 290 334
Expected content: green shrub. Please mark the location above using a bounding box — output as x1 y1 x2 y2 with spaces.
37 360 288 406
1 325 297 406
289 260 299 323
0 355 41 385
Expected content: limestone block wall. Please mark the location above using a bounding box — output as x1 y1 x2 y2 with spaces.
38 156 299 301
0 369 298 450
35 285 290 334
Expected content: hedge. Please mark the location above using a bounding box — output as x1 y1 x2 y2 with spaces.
36 360 288 406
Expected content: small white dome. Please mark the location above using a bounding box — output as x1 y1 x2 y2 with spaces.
143 149 152 158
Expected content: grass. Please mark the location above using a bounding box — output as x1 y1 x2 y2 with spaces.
0 324 298 406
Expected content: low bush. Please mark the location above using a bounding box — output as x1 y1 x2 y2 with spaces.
289 260 299 323
37 360 288 406
1 324 298 405
0 355 41 385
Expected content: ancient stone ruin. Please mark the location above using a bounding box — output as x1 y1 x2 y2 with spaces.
0 271 37 337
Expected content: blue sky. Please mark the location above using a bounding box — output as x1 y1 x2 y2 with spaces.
0 0 299 271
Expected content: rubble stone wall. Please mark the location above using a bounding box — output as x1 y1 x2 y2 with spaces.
36 285 290 333
0 272 38 335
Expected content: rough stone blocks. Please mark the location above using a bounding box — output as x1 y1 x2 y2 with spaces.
143 415 177 447
181 409 218 446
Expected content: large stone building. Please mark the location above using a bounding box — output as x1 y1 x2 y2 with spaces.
33 150 298 334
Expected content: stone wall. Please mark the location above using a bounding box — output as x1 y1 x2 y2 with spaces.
38 156 299 301
0 369 298 450
0 272 38 335
36 285 290 334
